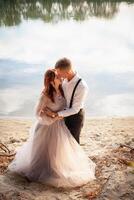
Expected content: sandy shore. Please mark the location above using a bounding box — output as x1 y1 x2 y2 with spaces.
0 117 134 200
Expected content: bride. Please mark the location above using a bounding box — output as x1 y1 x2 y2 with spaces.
8 69 96 188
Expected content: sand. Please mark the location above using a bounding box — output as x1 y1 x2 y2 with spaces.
0 117 134 200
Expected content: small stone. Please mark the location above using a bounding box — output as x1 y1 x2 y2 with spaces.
10 138 20 143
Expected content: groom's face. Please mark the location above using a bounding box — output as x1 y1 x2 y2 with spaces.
56 69 68 79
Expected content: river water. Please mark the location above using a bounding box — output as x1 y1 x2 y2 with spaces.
0 0 134 117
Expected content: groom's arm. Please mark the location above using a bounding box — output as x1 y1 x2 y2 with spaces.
57 82 88 117
44 82 88 118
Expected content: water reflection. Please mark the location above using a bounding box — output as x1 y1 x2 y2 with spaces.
0 0 134 26
0 1 134 117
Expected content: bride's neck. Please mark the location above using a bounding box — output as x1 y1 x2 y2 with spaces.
54 85 60 94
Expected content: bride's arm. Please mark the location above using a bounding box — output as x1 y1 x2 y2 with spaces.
34 93 61 125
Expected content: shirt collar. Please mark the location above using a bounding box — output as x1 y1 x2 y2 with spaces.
64 72 80 84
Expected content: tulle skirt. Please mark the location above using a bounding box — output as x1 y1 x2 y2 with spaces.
8 119 96 188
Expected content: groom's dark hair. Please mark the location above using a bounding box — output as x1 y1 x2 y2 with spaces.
55 57 72 70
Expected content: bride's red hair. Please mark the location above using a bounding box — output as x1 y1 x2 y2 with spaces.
42 69 64 102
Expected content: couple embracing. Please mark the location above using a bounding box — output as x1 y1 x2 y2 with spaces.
8 58 96 188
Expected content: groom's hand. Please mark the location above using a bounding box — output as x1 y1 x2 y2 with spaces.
43 107 63 119
43 107 57 118
43 107 54 117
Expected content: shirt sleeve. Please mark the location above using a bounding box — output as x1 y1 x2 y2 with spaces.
34 93 59 125
58 82 88 117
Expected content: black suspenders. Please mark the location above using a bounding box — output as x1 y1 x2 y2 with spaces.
69 78 82 108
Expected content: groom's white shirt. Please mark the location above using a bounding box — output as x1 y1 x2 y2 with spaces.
58 73 88 117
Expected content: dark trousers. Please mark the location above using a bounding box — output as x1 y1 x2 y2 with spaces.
64 109 85 144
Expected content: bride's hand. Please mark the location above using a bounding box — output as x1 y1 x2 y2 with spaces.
39 109 45 116
43 107 55 117
41 107 63 120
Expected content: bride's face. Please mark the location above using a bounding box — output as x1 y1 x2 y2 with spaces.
53 73 62 88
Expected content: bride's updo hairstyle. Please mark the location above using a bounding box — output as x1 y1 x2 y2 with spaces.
42 69 64 103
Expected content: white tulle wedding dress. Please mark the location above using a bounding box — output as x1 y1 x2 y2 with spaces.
8 93 96 188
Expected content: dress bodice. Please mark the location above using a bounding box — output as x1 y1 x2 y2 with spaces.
45 93 66 112
35 92 66 125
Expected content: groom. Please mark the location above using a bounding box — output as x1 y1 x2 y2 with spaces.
46 58 88 144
